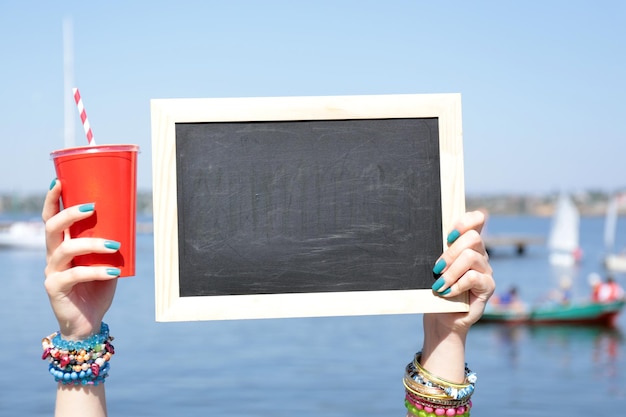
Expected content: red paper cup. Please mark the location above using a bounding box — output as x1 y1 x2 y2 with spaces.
51 144 139 277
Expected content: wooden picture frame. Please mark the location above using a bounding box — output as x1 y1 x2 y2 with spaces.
150 93 467 322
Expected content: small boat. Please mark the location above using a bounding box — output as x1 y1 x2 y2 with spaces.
530 300 625 326
480 300 625 327
547 193 582 267
0 221 46 250
605 254 626 272
480 308 530 325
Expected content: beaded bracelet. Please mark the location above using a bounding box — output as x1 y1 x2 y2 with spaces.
403 351 475 416
405 397 471 417
42 322 115 386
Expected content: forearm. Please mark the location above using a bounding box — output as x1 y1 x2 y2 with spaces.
400 315 473 417
419 314 468 384
55 384 107 417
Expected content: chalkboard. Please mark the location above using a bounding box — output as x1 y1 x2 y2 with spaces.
151 94 466 321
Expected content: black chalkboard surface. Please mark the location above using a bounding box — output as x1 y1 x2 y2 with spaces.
176 118 441 297
151 94 466 321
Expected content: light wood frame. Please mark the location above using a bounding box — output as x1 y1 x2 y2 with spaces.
150 93 466 322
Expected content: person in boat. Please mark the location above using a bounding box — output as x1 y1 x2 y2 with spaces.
589 272 603 302
40 179 495 417
594 276 625 303
542 276 574 305
557 276 573 304
490 285 527 313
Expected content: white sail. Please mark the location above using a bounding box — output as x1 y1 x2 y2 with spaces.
603 194 626 272
548 193 580 253
604 195 618 252
63 17 75 148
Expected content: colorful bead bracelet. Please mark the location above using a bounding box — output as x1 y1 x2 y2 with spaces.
405 389 470 410
42 322 115 385
403 351 475 417
405 398 471 417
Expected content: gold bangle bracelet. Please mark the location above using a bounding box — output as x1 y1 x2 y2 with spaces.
403 378 452 400
404 364 448 398
404 386 470 408
403 376 448 398
413 352 472 389
405 361 463 396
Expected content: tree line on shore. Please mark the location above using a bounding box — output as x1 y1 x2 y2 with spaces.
1 189 623 217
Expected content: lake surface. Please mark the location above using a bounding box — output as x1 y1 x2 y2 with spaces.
0 215 624 416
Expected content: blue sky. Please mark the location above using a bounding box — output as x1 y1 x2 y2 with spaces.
1 1 624 196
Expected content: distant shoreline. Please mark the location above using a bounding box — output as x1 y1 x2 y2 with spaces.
1 190 623 217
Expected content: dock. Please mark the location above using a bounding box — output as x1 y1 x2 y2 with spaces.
483 234 545 255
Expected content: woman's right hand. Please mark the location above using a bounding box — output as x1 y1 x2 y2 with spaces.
42 179 120 340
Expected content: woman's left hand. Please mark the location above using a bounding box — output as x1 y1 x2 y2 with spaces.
42 180 119 340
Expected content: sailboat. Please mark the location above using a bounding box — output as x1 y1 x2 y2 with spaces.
547 193 582 267
0 19 75 252
0 220 46 250
604 194 626 272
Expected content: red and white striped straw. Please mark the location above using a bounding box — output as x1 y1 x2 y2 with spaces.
72 87 96 145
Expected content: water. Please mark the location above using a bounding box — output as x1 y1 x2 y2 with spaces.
0 215 625 416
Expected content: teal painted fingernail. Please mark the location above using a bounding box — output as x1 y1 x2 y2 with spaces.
49 178 57 190
106 268 121 276
79 203 95 212
440 287 451 296
433 259 446 275
447 229 461 244
104 240 121 250
432 276 446 292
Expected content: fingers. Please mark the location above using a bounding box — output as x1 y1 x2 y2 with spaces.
449 270 496 303
439 267 495 300
445 210 487 244
443 228 487 263
43 179 122 283
45 266 121 295
431 211 492 297
43 180 101 258
45 237 122 275
432 242 492 297
42 179 62 223
45 202 97 246
44 238 122 297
